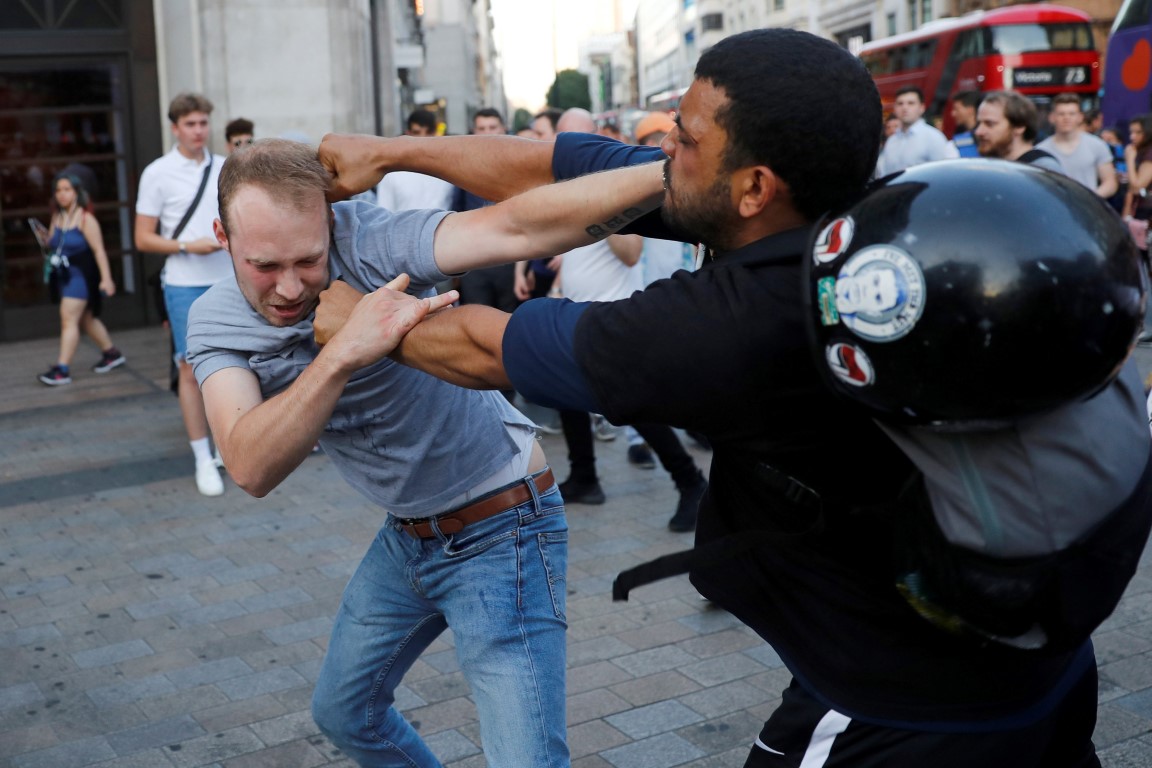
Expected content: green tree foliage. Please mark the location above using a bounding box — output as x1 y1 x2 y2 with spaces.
546 69 591 111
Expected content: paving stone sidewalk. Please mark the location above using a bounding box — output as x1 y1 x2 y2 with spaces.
2 327 1152 767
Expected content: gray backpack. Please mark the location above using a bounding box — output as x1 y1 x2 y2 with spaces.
883 359 1152 650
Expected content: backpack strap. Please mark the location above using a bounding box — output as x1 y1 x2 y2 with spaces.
613 461 824 601
1017 148 1057 166
613 528 819 602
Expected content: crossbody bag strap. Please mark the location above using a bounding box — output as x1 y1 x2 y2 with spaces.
51 211 72 266
171 153 213 241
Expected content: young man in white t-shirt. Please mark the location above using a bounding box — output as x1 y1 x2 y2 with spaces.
134 93 234 496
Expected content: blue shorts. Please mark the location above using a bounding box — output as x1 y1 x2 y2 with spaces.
59 265 88 301
163 284 212 363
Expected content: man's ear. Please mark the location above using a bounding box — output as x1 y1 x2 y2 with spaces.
733 165 778 219
213 219 229 252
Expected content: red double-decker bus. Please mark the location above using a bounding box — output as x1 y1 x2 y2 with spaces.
859 4 1099 136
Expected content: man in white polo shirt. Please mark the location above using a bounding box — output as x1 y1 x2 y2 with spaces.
876 87 959 176
134 92 234 496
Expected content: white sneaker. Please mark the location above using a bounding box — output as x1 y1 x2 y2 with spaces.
195 460 224 496
592 414 618 442
533 421 562 436
213 449 225 470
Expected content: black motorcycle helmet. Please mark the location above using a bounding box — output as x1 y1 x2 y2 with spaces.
805 159 1145 426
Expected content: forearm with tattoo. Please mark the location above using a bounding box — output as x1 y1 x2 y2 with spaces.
586 206 646 238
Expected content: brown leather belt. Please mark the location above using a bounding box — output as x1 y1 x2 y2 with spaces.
398 468 555 540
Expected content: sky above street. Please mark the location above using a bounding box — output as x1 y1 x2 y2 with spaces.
490 0 638 111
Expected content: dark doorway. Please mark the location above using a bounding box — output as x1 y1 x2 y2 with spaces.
0 0 161 341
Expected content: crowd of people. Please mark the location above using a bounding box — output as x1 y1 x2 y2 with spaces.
31 81 708 521
879 84 1135 210
22 34 1152 767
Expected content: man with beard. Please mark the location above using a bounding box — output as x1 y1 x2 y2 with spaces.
184 139 663 768
316 29 1106 766
975 90 1065 172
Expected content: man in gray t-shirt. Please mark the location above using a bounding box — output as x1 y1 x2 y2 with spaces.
1037 93 1118 198
185 139 664 767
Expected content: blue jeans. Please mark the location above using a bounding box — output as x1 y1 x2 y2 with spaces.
162 283 211 362
312 477 569 767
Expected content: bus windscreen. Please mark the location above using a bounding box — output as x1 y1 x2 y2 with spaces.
987 23 1095 55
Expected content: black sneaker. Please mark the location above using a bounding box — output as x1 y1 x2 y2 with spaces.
93 349 126 373
558 477 606 505
669 478 707 532
627 443 656 469
38 365 72 386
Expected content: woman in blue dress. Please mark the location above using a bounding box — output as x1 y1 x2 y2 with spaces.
38 173 125 385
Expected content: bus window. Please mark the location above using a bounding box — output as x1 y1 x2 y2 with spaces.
921 41 938 67
988 23 1094 54
1115 0 1152 31
1047 24 1093 50
865 53 889 75
955 29 982 58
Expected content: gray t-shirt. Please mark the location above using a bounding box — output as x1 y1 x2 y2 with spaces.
1036 132 1112 190
187 200 533 517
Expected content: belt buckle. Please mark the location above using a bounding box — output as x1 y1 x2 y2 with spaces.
400 513 464 538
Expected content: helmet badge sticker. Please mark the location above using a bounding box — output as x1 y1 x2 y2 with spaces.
817 277 840 326
835 245 926 342
813 217 854 264
826 343 874 387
